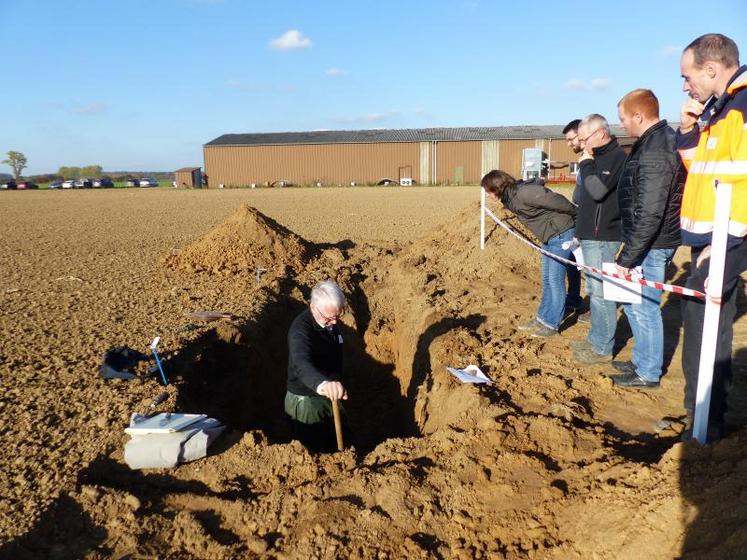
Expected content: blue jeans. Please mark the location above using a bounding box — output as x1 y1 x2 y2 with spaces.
621 248 675 381
537 228 576 330
580 239 622 355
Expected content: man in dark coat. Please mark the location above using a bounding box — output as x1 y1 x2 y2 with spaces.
285 280 347 452
610 89 683 389
571 114 627 364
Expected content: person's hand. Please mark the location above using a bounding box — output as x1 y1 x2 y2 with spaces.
680 97 705 133
615 263 631 276
318 381 348 401
703 276 723 305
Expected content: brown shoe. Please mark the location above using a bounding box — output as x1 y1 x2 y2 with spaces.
573 347 612 364
517 318 540 332
570 339 592 351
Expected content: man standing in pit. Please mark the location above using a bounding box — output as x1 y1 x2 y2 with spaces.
676 33 747 440
285 279 348 452
610 89 683 389
571 114 627 364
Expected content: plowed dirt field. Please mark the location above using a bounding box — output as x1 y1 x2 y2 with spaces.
1 187 746 559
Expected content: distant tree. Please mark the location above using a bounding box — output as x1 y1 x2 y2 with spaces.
81 165 103 178
2 151 27 179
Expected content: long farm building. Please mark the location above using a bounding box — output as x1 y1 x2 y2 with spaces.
204 125 632 187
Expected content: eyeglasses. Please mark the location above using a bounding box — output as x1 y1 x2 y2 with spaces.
577 128 600 144
313 304 343 325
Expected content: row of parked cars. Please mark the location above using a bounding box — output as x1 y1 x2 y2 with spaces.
1 177 161 190
0 180 39 189
47 177 160 189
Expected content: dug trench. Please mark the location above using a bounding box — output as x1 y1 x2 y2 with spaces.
167 277 496 454
152 200 689 475
159 203 528 453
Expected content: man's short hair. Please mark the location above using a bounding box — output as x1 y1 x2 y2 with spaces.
579 113 611 136
685 33 739 69
562 119 581 134
311 279 345 311
618 89 660 120
480 170 516 199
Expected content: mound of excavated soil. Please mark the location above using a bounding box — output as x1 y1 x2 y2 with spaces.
163 204 311 275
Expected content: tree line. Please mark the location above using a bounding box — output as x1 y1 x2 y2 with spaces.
2 151 174 183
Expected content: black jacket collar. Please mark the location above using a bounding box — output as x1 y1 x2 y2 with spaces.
630 119 668 151
592 136 619 157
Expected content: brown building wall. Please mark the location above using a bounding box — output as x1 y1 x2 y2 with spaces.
204 135 634 187
434 141 482 184
498 140 533 178
204 143 421 187
547 140 579 180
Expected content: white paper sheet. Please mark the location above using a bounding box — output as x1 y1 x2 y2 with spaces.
601 262 642 304
447 365 492 384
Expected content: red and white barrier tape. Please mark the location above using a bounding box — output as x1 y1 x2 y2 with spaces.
483 207 706 300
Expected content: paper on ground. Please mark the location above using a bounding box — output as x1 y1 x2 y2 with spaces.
447 365 492 384
601 262 642 304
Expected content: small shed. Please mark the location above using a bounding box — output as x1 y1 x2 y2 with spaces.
174 167 202 188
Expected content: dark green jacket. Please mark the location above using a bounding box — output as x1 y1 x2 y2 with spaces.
501 179 576 243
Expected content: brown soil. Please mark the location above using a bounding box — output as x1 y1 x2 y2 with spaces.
1 187 746 559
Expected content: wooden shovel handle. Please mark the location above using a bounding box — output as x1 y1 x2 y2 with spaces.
331 399 344 451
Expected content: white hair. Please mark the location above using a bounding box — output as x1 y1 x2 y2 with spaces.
580 113 611 136
310 280 346 310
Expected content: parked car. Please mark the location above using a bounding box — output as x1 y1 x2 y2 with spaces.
125 178 140 187
74 178 93 188
17 181 39 190
62 179 76 189
49 181 64 189
0 180 17 190
138 177 159 187
93 178 114 188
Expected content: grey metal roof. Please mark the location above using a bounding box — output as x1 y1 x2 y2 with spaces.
206 125 632 147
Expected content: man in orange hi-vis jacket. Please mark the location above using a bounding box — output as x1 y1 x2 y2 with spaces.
676 33 747 441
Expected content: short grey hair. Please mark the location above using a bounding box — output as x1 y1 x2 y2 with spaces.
310 280 346 310
580 113 611 136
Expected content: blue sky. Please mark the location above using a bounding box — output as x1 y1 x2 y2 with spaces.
1 0 746 175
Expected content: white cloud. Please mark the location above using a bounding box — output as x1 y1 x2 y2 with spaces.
325 67 346 77
590 78 610 91
564 78 588 91
269 30 312 50
563 78 610 91
658 44 682 57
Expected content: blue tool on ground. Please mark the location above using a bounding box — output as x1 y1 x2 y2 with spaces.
150 336 169 386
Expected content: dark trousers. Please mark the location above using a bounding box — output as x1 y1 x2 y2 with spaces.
682 238 747 424
285 391 349 453
566 255 583 309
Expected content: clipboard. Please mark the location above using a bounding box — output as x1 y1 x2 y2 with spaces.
125 413 207 435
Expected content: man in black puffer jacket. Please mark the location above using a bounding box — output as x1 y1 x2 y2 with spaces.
610 89 684 389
